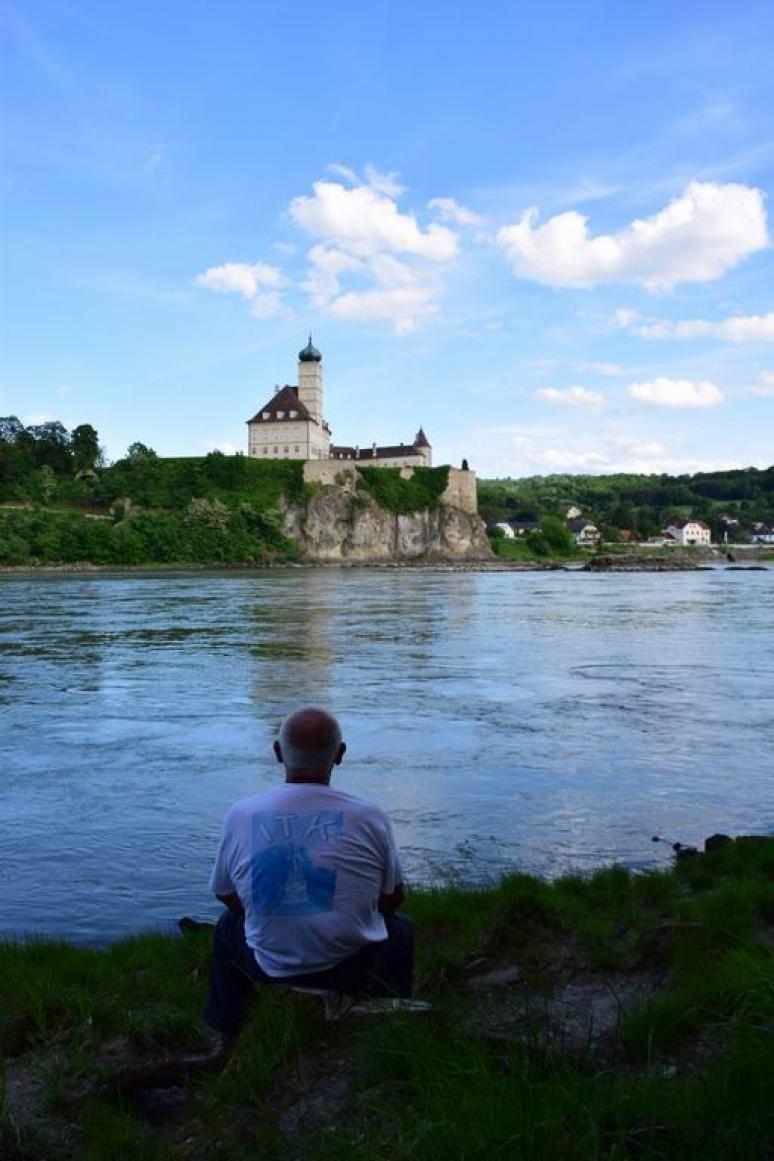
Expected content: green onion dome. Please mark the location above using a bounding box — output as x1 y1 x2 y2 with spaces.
298 334 322 362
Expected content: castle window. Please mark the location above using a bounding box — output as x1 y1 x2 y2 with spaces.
276 411 284 419
262 411 269 419
283 447 289 454
273 446 278 454
294 446 299 453
262 448 268 455
289 410 297 418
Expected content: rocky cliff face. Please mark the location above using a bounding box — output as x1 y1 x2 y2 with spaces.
282 484 492 562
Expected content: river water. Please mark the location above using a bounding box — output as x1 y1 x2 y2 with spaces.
1 568 772 943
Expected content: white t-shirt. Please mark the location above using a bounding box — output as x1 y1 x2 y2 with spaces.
209 782 403 978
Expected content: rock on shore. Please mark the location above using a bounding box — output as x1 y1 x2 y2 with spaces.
583 554 701 572
282 484 493 562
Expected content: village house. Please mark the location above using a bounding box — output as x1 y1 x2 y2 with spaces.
246 337 432 469
565 505 583 519
663 518 711 546
510 519 540 536
751 522 774 544
488 519 540 539
566 517 600 546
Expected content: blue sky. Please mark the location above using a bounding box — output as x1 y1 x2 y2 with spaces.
2 0 773 476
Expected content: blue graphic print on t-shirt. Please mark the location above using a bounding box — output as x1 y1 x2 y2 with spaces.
251 810 344 915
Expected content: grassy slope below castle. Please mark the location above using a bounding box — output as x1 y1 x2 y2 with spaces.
2 838 772 1158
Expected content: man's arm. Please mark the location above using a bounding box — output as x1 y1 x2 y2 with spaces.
378 884 405 916
216 892 244 916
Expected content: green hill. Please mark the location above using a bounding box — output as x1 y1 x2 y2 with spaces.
478 466 774 541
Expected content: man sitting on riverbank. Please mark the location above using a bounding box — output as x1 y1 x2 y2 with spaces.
204 706 413 1041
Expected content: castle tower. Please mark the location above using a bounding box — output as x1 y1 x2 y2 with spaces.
297 334 324 424
413 426 432 466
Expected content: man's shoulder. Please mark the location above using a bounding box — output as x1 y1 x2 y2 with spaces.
329 790 395 839
222 787 284 826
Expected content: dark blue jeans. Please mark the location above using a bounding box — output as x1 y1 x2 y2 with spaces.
204 909 414 1037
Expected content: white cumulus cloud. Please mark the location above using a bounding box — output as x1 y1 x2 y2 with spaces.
194 261 286 318
627 377 725 408
427 196 484 227
289 175 459 333
537 386 606 409
326 287 439 334
289 181 458 261
633 312 774 342
363 163 405 199
497 181 769 290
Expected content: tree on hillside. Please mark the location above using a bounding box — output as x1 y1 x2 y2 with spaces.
526 514 575 557
610 500 636 530
0 416 26 443
27 421 71 474
71 424 102 472
126 442 157 462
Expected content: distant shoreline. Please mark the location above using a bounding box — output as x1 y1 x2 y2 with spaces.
1 556 770 577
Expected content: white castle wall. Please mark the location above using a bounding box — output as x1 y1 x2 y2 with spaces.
248 421 330 461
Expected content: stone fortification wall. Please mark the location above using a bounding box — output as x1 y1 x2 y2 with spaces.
302 461 478 516
303 460 358 488
440 467 477 515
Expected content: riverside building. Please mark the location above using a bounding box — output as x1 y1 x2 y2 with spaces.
246 337 432 469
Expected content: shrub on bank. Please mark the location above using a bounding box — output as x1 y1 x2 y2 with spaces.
0 505 297 566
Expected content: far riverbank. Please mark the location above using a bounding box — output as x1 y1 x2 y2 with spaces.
1 552 771 575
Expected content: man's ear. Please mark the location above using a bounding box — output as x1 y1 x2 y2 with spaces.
333 742 347 767
273 740 283 764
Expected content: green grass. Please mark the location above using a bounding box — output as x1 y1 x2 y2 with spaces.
489 537 585 563
356 465 450 514
2 839 772 1158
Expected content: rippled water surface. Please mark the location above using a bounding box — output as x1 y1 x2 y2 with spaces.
1 568 772 942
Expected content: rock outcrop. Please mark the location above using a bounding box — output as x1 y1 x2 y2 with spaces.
583 554 701 572
283 484 493 562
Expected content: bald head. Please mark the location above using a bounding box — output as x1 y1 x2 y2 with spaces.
274 707 346 782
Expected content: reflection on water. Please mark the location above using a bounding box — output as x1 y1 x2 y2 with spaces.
1 568 772 943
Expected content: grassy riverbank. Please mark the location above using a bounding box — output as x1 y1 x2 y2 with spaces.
2 837 773 1159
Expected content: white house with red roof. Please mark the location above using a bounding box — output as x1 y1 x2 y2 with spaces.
246 337 432 469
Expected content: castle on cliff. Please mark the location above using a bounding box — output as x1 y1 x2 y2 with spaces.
246 337 432 469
